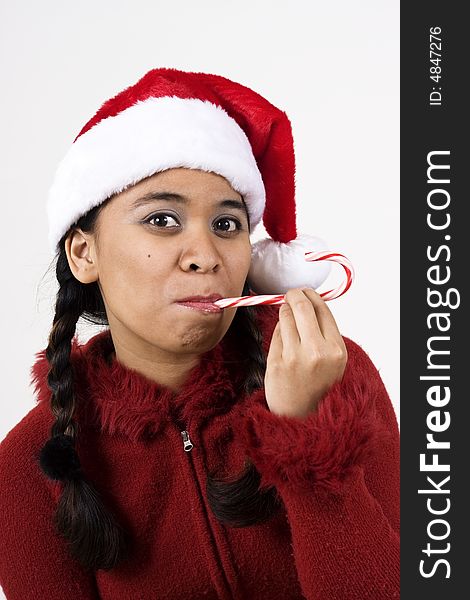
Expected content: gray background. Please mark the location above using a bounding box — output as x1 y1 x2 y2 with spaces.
0 0 399 439
1 1 399 593
0 0 399 595
0 0 399 486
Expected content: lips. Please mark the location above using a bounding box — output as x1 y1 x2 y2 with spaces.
175 293 224 313
176 294 223 303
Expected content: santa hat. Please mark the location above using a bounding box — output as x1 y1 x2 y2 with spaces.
46 67 331 294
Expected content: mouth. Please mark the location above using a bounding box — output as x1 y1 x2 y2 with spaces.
175 294 224 313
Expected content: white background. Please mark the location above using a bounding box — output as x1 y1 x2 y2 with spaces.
0 2 398 591
0 0 400 435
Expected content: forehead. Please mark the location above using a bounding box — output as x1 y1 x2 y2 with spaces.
111 168 246 213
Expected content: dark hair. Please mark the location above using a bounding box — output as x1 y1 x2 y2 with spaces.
39 193 281 572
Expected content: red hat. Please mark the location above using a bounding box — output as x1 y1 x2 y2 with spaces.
47 68 331 294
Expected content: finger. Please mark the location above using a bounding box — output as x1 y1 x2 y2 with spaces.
302 287 344 343
267 320 283 364
278 302 301 356
284 288 324 346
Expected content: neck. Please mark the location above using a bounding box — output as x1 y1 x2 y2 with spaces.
107 344 202 394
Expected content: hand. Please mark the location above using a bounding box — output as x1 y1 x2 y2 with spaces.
264 287 348 419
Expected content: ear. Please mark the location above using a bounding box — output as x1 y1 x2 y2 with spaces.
65 229 99 284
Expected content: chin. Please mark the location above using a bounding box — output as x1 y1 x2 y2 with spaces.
177 323 224 351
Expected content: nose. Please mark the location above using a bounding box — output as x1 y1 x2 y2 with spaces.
179 229 222 273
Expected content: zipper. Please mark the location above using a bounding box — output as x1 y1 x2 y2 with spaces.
173 414 194 452
180 429 194 452
171 415 234 599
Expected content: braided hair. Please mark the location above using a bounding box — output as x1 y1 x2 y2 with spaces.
205 290 282 527
39 197 281 572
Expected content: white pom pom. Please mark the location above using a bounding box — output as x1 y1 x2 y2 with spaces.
248 233 332 295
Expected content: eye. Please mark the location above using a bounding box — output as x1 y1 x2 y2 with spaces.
214 217 242 234
143 212 243 234
145 212 180 229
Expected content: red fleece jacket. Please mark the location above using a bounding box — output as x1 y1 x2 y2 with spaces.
0 306 400 599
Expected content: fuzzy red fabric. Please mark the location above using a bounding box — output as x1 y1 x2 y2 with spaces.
0 306 400 599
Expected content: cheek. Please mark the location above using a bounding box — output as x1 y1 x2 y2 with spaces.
227 242 252 276
98 241 172 316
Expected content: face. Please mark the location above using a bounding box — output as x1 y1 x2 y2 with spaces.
67 168 252 358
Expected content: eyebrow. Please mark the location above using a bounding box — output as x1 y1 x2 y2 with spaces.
131 191 247 214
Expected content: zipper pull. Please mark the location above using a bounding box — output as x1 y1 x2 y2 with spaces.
180 430 194 452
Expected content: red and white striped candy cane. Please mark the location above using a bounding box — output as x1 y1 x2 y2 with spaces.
213 250 355 309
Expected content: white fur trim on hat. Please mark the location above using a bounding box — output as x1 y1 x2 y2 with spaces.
248 233 332 295
46 96 266 253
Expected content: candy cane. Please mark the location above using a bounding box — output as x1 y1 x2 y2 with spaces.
213 250 355 309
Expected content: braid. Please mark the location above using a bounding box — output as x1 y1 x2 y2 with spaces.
39 209 130 572
45 252 82 439
206 281 282 527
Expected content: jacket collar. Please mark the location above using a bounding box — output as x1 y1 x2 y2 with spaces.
30 307 279 442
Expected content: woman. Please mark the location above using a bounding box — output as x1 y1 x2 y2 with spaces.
0 68 399 599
